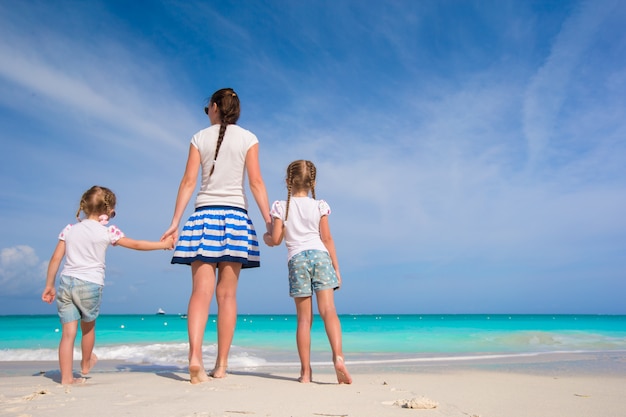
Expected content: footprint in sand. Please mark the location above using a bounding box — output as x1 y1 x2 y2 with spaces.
392 397 439 409
23 390 51 401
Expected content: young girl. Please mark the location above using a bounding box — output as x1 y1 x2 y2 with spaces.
42 185 174 385
161 88 271 383
264 160 352 384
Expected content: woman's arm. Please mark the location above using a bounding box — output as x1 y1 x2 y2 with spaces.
161 144 200 241
245 143 272 233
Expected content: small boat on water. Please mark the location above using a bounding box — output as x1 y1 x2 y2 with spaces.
156 308 165 315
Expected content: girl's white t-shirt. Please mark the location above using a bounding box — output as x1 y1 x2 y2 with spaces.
58 219 125 286
270 196 331 261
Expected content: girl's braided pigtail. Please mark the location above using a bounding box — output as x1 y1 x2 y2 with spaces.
306 160 317 200
285 162 296 221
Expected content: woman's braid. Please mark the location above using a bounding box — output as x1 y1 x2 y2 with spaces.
209 89 240 177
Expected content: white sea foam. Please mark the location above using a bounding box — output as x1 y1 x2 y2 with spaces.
2 342 621 369
0 343 274 368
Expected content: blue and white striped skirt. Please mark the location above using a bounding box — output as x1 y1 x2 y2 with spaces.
171 206 260 268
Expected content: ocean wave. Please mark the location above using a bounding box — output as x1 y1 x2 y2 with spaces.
0 343 276 368
2 342 623 368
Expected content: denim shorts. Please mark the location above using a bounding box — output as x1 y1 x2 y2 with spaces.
287 250 339 297
56 275 103 323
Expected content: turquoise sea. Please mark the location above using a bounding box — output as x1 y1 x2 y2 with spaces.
1 314 625 369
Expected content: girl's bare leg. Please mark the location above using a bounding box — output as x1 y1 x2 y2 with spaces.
294 296 313 383
59 321 83 385
187 261 216 384
210 262 242 378
80 320 98 375
316 289 352 384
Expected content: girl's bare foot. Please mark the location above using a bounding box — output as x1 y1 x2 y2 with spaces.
298 367 312 383
61 377 86 386
81 353 98 375
209 365 227 378
334 356 352 384
189 365 210 384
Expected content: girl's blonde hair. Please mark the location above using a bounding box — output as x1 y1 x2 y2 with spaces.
76 185 117 221
285 160 316 221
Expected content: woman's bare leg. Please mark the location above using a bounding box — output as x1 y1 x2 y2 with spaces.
210 262 241 378
187 261 216 384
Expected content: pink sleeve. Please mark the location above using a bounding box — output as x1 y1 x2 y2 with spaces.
58 224 72 241
318 200 331 216
270 200 285 220
107 225 125 245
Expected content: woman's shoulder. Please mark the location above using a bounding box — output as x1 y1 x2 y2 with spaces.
193 124 256 137
229 124 257 139
193 124 220 137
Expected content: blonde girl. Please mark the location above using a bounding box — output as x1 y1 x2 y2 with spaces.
264 160 352 384
42 185 174 385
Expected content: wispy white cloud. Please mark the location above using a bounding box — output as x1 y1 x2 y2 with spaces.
523 0 621 167
0 5 191 157
268 30 626 274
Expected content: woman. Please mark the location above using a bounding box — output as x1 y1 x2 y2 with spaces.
161 88 271 384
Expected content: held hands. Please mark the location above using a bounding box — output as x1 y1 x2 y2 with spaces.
41 287 56 304
162 235 176 250
263 232 274 247
160 224 178 249
263 219 276 247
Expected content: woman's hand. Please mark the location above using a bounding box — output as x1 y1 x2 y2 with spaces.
163 235 176 250
161 224 178 243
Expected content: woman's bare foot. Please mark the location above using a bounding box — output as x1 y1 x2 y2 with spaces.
209 365 227 379
334 356 352 384
189 365 210 384
297 367 312 383
81 353 98 376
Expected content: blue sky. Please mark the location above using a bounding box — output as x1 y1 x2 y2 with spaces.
1 0 625 315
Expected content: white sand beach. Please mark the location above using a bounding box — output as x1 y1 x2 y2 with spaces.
2 352 626 417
